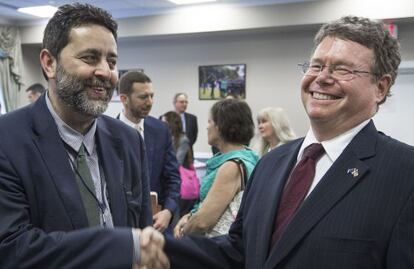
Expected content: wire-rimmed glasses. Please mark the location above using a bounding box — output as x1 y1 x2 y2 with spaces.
298 62 376 81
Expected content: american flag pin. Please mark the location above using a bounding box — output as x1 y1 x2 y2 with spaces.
347 168 359 178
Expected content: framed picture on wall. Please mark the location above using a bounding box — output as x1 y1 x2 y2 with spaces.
198 64 246 100
112 68 144 102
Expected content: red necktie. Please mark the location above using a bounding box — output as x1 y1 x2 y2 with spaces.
270 143 325 246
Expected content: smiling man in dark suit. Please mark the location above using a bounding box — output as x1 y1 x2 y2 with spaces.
119 71 180 234
164 16 414 269
0 3 168 269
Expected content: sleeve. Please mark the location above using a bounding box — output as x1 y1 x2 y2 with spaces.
176 135 190 166
191 115 198 146
161 127 181 213
386 191 414 267
164 159 257 269
0 148 135 269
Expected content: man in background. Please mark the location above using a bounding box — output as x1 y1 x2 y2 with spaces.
26 82 46 103
165 16 414 268
173 93 198 152
0 3 167 269
119 71 180 234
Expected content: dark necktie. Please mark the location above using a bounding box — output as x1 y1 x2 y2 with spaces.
270 143 325 246
75 144 100 226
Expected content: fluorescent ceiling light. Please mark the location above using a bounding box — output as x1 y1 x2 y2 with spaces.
168 0 217 5
17 5 57 18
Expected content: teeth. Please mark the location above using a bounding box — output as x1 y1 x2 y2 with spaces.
313 92 337 100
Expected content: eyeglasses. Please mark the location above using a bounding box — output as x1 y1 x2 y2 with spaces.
298 62 376 81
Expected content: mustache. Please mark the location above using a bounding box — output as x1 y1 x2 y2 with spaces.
85 77 113 90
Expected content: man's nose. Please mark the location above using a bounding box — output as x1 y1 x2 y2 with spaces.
94 60 112 80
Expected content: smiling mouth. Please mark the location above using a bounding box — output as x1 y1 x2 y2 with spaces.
312 92 340 100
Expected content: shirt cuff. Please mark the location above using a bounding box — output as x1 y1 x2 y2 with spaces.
132 229 140 265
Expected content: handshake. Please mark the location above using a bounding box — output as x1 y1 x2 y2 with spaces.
133 227 170 269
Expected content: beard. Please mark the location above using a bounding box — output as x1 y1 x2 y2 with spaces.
55 64 115 117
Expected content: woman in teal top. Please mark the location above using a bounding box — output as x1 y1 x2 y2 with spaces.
174 99 258 237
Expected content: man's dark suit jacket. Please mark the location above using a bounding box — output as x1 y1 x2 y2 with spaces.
165 121 414 268
144 116 180 214
183 112 198 147
0 97 152 268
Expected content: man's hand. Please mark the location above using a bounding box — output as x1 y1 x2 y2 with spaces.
173 213 191 238
133 227 169 269
153 209 172 232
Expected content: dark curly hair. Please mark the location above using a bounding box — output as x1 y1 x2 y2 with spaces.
210 99 254 145
43 3 117 62
314 16 401 104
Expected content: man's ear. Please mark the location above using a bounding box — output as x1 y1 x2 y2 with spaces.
376 74 392 104
119 93 128 106
40 49 57 79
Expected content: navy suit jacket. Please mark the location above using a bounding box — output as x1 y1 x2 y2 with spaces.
0 96 152 268
165 121 414 268
144 116 180 213
183 112 198 147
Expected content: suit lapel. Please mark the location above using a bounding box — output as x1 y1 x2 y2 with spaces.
96 118 126 226
265 122 377 268
31 98 89 229
143 118 155 176
253 141 302 266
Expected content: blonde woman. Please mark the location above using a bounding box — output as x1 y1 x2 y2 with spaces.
253 107 296 157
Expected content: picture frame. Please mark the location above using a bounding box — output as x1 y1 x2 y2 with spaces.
198 64 246 100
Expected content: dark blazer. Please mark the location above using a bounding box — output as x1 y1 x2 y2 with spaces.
0 96 152 268
144 116 180 213
183 112 198 147
165 121 414 268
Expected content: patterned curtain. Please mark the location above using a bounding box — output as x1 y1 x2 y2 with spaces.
0 26 23 112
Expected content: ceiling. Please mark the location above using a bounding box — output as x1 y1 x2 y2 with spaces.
0 0 317 25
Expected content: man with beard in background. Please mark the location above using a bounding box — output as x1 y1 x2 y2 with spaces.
0 3 168 269
118 71 180 234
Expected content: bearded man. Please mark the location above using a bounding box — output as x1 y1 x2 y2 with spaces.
0 3 168 269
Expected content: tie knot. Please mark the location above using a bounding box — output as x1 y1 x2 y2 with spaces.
135 125 143 132
78 144 87 157
302 143 324 161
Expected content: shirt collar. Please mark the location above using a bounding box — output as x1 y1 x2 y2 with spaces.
299 119 371 163
120 110 144 132
45 93 97 155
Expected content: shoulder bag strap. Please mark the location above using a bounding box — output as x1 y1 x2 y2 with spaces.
227 159 248 191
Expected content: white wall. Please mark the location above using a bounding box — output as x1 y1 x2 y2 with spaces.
113 29 313 153
20 22 414 153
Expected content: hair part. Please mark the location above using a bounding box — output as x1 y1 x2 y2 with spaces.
313 16 401 104
118 71 152 95
210 98 254 145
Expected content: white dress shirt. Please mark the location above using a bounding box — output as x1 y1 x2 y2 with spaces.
119 111 145 139
298 119 371 197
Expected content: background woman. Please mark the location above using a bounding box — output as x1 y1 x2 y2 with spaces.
252 107 296 157
174 99 258 237
162 111 195 216
162 111 191 166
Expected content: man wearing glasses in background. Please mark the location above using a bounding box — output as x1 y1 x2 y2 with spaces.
164 16 414 268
